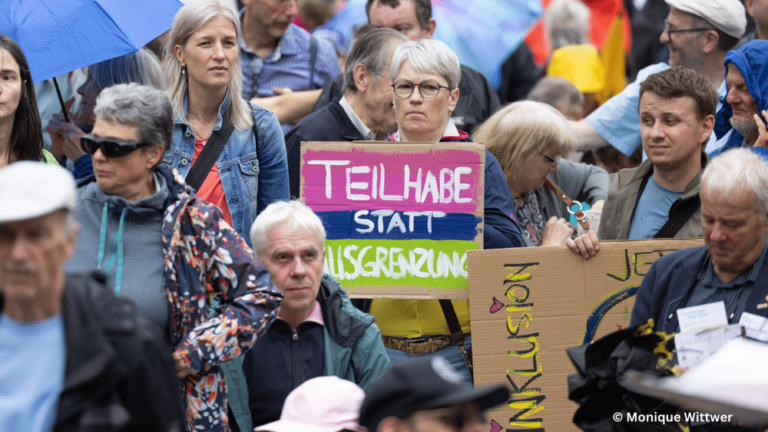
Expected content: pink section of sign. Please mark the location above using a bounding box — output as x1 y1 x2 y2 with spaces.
302 147 483 213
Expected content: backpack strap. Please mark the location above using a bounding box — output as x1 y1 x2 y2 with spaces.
654 195 701 238
185 116 235 191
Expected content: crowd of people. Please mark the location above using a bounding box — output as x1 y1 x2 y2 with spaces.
1 0 768 430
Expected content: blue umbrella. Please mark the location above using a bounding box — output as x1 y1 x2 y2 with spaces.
1 0 182 120
323 0 543 90
2 0 183 83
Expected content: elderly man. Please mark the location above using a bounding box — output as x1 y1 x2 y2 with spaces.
359 357 509 432
284 28 407 198
630 148 768 333
239 0 340 130
0 162 184 431
710 40 768 158
311 0 501 134
571 0 745 156
567 67 716 257
243 200 391 428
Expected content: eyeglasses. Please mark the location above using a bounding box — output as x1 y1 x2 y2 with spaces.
392 79 453 99
80 134 152 158
541 153 561 168
409 405 486 430
663 19 711 35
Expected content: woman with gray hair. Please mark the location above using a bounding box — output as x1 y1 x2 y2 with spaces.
163 0 289 247
474 101 608 247
65 83 282 432
373 39 522 381
46 48 166 178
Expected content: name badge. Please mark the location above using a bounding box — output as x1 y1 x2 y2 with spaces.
676 301 728 333
738 312 768 342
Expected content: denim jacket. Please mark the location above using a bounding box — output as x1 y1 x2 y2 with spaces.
164 90 290 247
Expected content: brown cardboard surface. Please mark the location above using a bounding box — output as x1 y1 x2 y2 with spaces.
300 141 485 299
468 238 704 431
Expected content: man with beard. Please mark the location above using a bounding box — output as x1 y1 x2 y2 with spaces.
570 0 745 156
710 40 768 159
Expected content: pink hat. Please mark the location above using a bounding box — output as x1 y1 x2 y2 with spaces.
255 376 365 432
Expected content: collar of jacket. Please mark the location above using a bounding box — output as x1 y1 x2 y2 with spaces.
174 88 233 134
77 166 192 213
624 151 710 202
317 275 374 349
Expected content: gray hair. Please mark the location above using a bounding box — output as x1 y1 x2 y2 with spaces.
164 0 253 130
250 200 327 256
527 76 584 119
344 28 407 92
545 0 590 51
702 148 768 216
90 48 166 91
94 83 174 154
390 39 461 89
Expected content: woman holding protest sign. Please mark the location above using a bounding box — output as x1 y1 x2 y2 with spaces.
370 39 522 380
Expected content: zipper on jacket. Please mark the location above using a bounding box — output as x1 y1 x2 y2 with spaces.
292 327 300 389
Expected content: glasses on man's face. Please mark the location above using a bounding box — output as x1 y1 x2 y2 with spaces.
541 153 561 168
392 79 452 99
80 134 152 158
663 19 711 35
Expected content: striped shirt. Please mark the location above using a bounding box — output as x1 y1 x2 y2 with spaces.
682 241 768 327
238 12 340 111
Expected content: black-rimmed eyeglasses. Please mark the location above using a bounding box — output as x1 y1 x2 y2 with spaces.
392 79 453 99
664 19 711 35
80 134 153 158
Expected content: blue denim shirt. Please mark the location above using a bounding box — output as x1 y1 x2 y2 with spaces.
163 90 290 247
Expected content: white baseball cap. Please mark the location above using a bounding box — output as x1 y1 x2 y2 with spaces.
0 162 76 224
256 376 365 432
664 0 746 40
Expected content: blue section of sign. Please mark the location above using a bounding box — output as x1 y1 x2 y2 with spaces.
317 210 482 241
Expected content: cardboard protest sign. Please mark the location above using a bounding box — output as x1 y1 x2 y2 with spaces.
468 238 704 432
301 141 485 299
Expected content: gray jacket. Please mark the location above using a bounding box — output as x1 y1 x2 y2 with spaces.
520 159 608 246
598 154 709 240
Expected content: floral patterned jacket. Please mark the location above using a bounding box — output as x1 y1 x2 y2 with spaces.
159 166 282 431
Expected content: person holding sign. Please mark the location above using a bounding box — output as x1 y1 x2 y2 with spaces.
370 39 522 380
630 148 768 336
474 101 608 247
567 67 716 258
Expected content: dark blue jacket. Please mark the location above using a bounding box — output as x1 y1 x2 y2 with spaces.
422 131 523 249
630 238 768 333
711 40 768 160
284 98 364 198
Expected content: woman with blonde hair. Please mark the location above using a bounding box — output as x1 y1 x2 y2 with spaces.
474 100 608 247
163 0 289 246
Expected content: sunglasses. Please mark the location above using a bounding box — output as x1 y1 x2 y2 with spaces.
80 134 153 158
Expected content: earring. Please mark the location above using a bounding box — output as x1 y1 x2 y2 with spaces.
181 66 186 75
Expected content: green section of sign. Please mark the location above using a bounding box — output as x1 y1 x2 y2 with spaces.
323 239 478 289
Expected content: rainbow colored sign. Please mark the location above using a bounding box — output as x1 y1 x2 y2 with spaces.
300 142 485 299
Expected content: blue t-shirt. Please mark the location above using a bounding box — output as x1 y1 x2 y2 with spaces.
628 175 683 239
0 313 66 432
